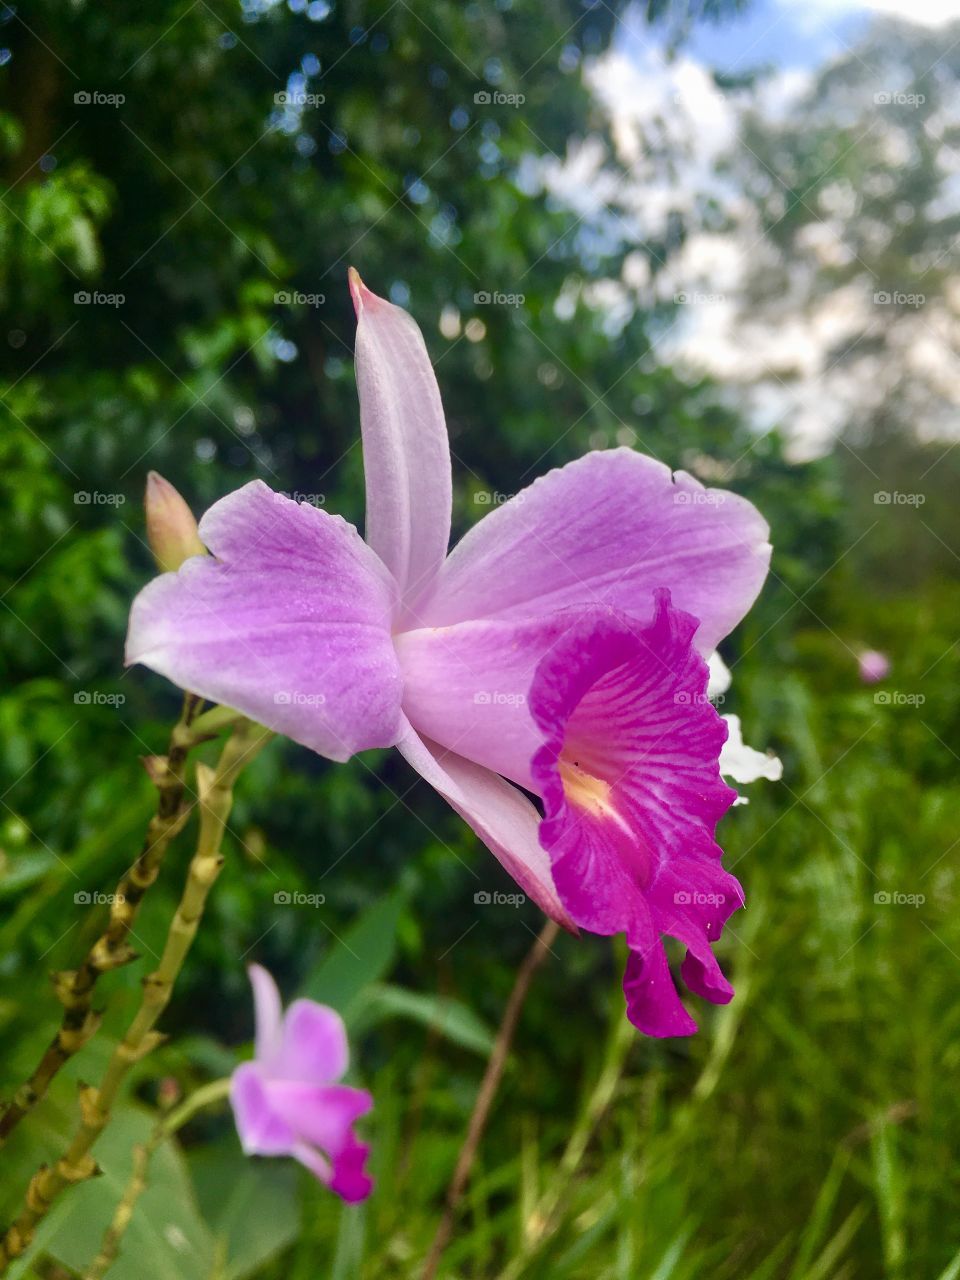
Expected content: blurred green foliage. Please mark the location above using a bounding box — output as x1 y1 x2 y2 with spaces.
1 3 959 1278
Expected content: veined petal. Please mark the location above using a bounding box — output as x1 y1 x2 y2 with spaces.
413 448 771 654
396 719 576 931
527 595 739 1035
125 480 404 762
350 270 451 617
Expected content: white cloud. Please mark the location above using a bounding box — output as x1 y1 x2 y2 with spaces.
797 0 960 27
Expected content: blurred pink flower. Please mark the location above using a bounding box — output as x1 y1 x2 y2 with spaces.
128 274 777 1036
230 965 372 1202
859 650 890 684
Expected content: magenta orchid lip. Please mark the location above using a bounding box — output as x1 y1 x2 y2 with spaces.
126 272 779 1037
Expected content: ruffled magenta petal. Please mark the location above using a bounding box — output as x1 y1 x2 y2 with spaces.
276 999 349 1084
527 595 739 1034
351 272 451 618
125 481 404 762
414 449 770 654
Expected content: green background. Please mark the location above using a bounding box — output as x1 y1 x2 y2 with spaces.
2 2 959 1277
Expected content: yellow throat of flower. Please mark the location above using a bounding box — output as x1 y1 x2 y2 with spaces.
558 759 631 833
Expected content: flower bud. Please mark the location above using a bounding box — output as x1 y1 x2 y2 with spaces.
145 472 205 572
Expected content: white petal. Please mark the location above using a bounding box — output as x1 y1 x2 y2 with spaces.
707 652 732 699
719 713 782 785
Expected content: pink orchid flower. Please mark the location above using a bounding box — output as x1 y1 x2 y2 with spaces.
230 965 373 1202
127 272 776 1036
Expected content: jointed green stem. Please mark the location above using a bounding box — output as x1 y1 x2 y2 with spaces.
84 1077 232 1280
0 719 271 1272
0 693 203 1149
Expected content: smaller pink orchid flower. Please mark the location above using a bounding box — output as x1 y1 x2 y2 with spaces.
858 649 890 684
230 965 373 1203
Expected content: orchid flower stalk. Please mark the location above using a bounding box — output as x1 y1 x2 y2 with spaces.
126 271 778 1037
0 719 271 1271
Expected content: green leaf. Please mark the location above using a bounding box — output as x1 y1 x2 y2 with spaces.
354 983 495 1056
190 1140 299 1280
299 890 405 1015
8 1107 214 1280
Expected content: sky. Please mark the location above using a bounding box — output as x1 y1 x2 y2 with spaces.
577 0 960 455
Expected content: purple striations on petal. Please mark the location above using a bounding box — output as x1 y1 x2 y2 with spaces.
527 594 740 1036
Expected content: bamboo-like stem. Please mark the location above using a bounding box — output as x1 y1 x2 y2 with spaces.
0 719 271 1272
84 1077 231 1280
421 918 561 1280
0 693 203 1148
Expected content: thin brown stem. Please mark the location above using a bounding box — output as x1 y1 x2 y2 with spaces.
0 693 203 1148
421 918 561 1280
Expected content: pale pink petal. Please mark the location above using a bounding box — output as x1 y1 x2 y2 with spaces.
248 964 284 1065
266 1081 372 1153
413 449 771 654
230 1063 297 1156
125 480 404 762
396 614 576 790
396 719 576 931
276 999 349 1084
350 271 451 618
